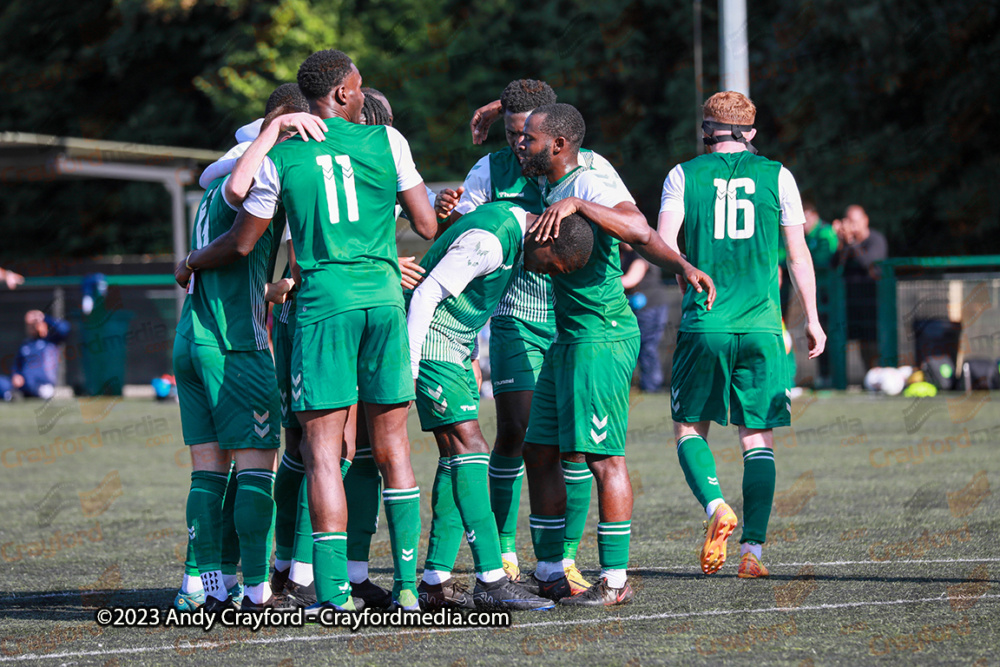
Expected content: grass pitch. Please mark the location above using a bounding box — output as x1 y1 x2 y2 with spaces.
1 392 998 665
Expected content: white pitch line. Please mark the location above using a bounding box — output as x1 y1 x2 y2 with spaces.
4 557 998 605
640 557 1000 571
1 594 997 663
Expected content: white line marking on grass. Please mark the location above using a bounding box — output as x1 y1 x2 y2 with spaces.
1 594 997 662
638 557 1000 571
3 557 999 604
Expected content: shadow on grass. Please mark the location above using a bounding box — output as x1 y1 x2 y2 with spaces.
0 587 176 621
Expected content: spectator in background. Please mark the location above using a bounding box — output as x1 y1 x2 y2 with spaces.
799 199 839 384
620 243 670 392
0 310 71 401
835 205 888 370
1 267 24 290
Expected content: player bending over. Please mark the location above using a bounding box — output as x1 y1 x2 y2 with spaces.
517 103 715 606
435 79 630 594
408 201 589 612
658 91 824 578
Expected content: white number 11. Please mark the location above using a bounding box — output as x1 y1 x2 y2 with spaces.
316 155 360 224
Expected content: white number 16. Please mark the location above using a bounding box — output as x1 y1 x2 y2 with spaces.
713 178 755 240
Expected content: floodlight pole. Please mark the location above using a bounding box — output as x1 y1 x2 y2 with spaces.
693 0 704 154
719 0 749 96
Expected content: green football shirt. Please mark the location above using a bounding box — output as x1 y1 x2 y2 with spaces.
454 147 628 327
242 116 424 326
176 175 277 351
406 201 526 367
660 151 805 334
542 166 640 344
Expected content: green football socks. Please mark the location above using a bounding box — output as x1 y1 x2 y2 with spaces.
313 532 350 606
452 453 503 576
273 452 305 563
741 447 776 545
676 434 725 509
561 460 593 561
234 469 276 587
424 458 462 573
345 452 382 565
488 452 524 556
186 470 228 573
383 486 421 602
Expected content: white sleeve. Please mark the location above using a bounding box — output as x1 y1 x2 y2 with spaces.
241 156 282 219
659 165 686 214
234 119 263 143
198 142 250 188
407 276 450 379
778 167 806 227
454 155 492 215
426 185 438 208
586 151 629 192
573 171 635 208
281 219 291 242
427 230 504 296
386 126 424 192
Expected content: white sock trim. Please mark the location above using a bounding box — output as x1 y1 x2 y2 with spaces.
289 561 314 587
245 582 272 605
421 569 451 586
477 568 506 584
181 573 203 595
347 560 369 585
535 561 565 582
601 568 627 588
706 498 725 519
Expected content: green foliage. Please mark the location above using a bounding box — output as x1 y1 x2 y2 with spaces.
0 0 997 261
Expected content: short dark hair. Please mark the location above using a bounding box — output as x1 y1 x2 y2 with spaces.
264 83 309 116
531 103 585 150
525 213 594 272
297 49 354 101
500 79 557 114
361 93 391 126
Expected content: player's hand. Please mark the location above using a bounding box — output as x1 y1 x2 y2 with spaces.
11 373 24 389
264 278 296 305
399 256 425 290
530 198 580 243
2 268 24 290
276 112 327 142
434 187 464 219
174 259 193 289
683 266 716 310
805 320 826 359
470 100 502 144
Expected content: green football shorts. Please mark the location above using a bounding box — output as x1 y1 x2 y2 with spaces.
292 305 415 412
271 314 301 430
414 359 479 431
488 315 556 395
670 331 791 429
524 336 639 455
173 334 281 449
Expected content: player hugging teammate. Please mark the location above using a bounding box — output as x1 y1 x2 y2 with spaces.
172 48 822 617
